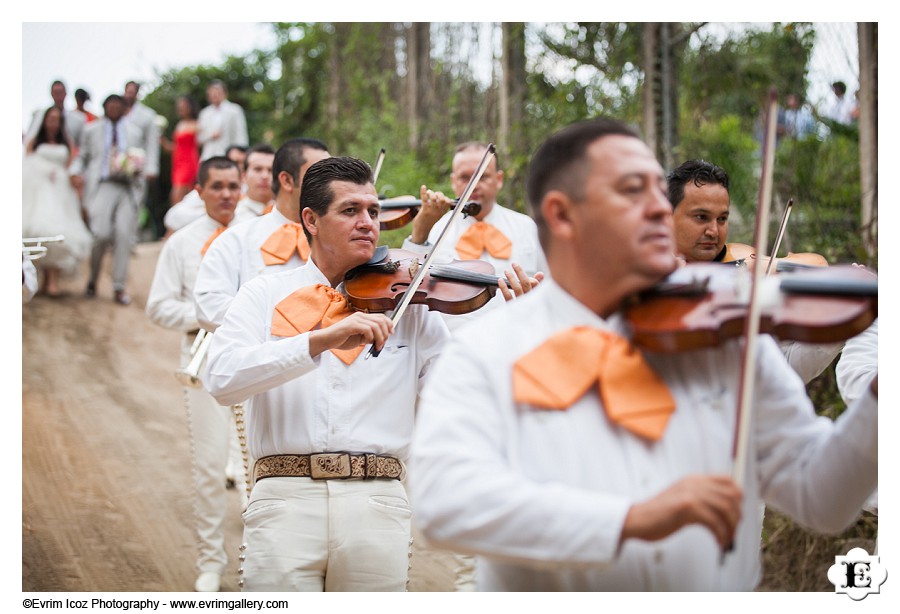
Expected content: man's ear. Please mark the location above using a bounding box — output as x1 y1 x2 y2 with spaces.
278 170 294 193
300 207 318 238
541 190 575 241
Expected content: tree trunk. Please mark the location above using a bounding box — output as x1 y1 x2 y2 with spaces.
500 22 527 208
642 23 659 156
327 24 345 151
406 23 432 153
857 22 877 262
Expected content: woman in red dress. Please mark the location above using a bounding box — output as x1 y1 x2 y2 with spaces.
161 95 200 206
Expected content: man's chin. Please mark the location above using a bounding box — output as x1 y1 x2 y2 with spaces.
348 243 376 266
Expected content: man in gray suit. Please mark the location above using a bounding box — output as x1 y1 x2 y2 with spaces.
25 80 86 148
124 80 163 238
69 94 146 305
123 81 160 183
197 80 248 160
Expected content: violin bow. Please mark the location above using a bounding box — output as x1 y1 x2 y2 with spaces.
372 148 386 186
726 89 779 559
365 143 496 359
765 198 793 276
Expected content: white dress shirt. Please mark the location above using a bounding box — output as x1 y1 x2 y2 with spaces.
837 318 878 404
402 203 548 332
409 278 877 591
402 203 547 277
204 258 449 460
193 208 303 331
146 213 242 331
237 196 270 217
164 190 206 234
779 339 844 384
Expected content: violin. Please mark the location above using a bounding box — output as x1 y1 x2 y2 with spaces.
722 242 828 272
344 247 500 316
624 262 877 353
378 197 482 231
721 198 828 273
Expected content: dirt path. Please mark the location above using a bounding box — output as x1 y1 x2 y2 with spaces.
21 241 457 593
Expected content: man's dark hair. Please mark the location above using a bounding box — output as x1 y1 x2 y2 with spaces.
299 156 373 243
243 143 276 171
225 144 247 157
832 81 847 96
74 88 90 104
103 94 125 110
666 159 730 209
271 137 329 196
526 117 640 249
197 156 241 188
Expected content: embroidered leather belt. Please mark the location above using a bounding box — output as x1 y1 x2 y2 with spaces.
253 453 403 482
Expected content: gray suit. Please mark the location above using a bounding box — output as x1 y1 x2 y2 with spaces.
126 102 161 177
69 116 146 293
197 100 248 160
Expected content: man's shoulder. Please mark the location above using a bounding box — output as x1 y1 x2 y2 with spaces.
496 203 536 223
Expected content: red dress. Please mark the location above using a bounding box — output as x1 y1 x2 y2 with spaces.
172 129 199 187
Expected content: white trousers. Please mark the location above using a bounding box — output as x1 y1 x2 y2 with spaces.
182 339 245 575
240 476 412 591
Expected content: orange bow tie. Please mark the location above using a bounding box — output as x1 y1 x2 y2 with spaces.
271 284 363 365
260 223 310 265
201 226 228 257
512 326 675 441
455 221 512 260
261 202 274 215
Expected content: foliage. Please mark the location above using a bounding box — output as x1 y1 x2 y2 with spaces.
676 114 761 241
774 130 867 264
681 23 816 129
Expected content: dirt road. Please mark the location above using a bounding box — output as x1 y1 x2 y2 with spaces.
21 240 457 593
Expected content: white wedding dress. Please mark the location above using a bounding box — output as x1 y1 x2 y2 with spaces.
22 144 93 274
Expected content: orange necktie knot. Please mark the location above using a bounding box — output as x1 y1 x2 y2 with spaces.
201 226 228 257
271 284 363 365
512 326 675 441
261 223 310 265
455 221 512 260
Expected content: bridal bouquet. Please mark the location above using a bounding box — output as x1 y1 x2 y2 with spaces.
109 147 146 182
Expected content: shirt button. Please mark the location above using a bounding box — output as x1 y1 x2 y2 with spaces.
654 550 664 564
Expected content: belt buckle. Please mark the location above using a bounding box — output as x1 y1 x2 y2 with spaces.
309 453 351 480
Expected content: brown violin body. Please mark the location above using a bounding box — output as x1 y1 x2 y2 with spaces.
624 263 877 353
722 242 828 271
344 248 499 315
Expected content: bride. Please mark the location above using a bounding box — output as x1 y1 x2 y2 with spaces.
22 106 93 297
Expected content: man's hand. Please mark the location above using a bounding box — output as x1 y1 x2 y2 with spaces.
498 263 544 301
410 184 454 245
621 475 743 549
70 174 84 190
308 312 394 357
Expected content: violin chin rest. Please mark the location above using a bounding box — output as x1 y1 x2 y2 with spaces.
367 245 390 265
